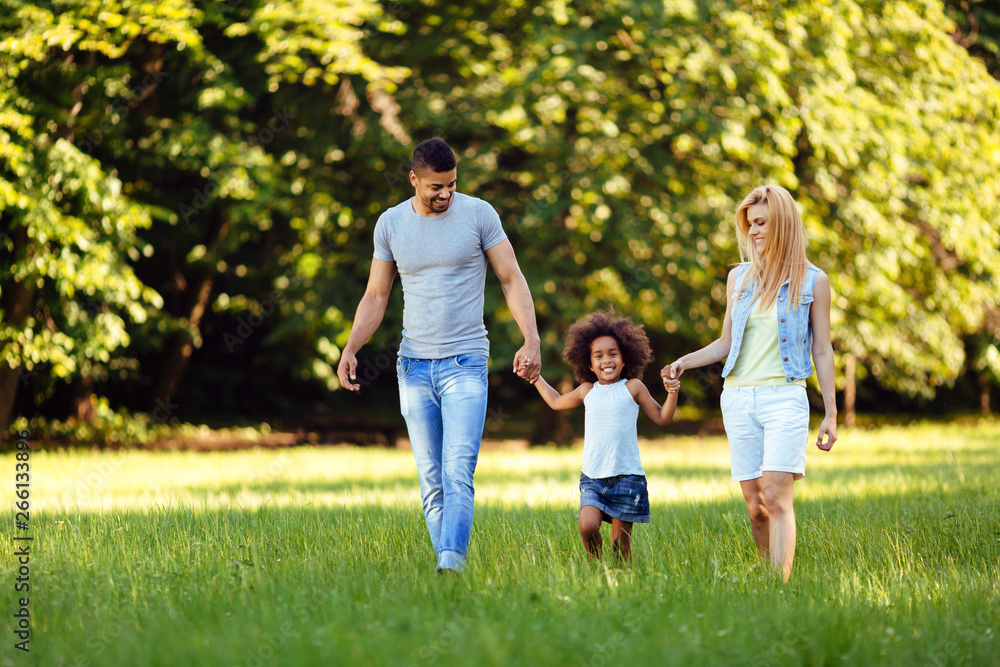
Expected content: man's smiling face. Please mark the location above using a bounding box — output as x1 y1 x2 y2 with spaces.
410 168 457 216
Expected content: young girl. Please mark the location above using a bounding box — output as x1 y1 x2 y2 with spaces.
531 310 680 563
662 184 836 581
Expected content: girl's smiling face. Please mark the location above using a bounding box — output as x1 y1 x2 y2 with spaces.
589 335 624 384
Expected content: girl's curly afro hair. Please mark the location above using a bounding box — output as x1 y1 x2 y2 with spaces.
563 309 653 384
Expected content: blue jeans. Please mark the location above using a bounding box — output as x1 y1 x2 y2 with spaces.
396 354 489 571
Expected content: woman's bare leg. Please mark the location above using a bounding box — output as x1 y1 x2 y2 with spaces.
739 478 770 558
761 471 796 581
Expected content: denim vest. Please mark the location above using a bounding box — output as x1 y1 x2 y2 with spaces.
721 263 821 383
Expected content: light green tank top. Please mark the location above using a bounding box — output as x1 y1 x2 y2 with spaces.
725 302 807 387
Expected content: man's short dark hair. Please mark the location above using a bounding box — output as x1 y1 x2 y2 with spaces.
412 139 456 174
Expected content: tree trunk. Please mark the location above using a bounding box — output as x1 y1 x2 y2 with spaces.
148 196 230 413
529 375 576 446
148 271 215 412
980 371 991 415
70 375 98 423
57 47 161 422
0 364 22 441
844 353 856 429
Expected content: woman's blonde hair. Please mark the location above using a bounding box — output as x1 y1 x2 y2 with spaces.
735 184 808 311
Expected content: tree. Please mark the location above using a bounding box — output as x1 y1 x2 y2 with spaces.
946 0 1000 413
0 4 165 434
0 0 409 431
349 0 1000 437
3 0 999 440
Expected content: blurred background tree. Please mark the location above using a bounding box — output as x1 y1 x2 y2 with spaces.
944 0 1000 416
2 0 998 443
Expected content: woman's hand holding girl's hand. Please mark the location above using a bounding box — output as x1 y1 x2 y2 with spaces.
663 376 680 394
660 360 684 383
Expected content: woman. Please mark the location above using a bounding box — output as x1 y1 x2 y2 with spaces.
662 184 837 581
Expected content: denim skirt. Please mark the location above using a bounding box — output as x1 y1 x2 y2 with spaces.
579 473 651 524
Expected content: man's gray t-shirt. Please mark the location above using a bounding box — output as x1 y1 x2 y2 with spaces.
373 192 507 359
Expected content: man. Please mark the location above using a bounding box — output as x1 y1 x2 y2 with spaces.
336 138 540 573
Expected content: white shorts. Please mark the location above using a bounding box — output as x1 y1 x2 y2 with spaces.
721 384 810 482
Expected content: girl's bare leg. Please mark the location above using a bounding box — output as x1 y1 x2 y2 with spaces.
579 505 604 557
610 519 634 565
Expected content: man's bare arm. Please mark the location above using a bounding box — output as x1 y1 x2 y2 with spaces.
336 259 397 391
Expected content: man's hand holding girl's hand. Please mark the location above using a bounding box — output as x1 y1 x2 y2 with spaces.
513 343 541 382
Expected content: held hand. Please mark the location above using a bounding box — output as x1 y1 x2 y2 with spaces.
337 351 361 391
660 360 684 382
513 343 541 382
816 415 837 451
663 377 680 394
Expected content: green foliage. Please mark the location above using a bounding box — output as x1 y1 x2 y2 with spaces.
7 397 272 449
0 0 407 421
350 0 1000 401
0 0 164 383
784 0 1000 396
2 0 1000 432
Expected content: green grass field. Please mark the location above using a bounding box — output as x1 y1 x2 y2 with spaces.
3 421 999 666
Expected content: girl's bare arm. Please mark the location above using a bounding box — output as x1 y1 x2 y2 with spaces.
627 379 678 426
531 375 590 411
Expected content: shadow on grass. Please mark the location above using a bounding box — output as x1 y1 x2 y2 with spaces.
35 485 1000 581
159 463 732 500
67 443 998 513
25 489 1000 667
